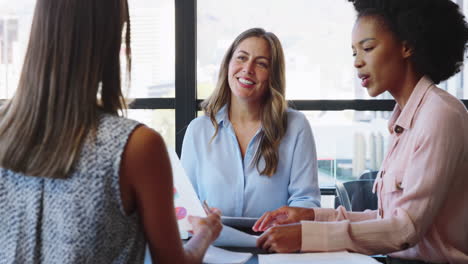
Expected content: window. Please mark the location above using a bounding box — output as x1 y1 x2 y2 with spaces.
127 0 175 98
197 0 390 100
0 0 34 99
304 110 390 187
198 0 468 100
127 109 175 149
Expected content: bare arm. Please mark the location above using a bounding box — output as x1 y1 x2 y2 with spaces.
120 125 221 264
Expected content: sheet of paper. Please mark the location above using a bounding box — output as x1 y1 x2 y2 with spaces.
259 251 380 264
213 225 258 248
203 245 253 264
168 149 206 232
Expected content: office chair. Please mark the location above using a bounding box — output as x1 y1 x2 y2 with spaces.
335 179 377 211
359 170 379 180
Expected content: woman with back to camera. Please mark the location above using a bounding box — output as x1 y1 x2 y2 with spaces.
181 28 321 218
0 0 221 263
253 0 468 263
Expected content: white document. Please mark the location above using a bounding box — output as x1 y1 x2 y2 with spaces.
259 251 380 264
168 149 206 232
213 225 258 248
203 245 253 264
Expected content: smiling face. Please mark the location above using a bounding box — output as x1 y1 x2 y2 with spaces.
228 37 271 104
352 15 410 97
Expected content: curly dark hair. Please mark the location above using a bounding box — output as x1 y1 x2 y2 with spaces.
348 0 468 84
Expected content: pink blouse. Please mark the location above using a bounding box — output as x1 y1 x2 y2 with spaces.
301 76 468 263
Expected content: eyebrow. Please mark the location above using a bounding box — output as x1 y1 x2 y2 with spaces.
238 50 271 61
359 38 376 45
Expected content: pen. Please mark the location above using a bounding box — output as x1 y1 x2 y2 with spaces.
202 200 210 214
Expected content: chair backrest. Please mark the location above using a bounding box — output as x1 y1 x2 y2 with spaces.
359 170 379 180
335 179 377 211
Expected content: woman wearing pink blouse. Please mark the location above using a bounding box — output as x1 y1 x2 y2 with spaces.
253 0 468 263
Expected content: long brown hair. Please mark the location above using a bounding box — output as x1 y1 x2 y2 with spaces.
201 28 287 177
0 0 131 179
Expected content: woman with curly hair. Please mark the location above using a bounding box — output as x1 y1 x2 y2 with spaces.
254 0 468 263
181 28 321 218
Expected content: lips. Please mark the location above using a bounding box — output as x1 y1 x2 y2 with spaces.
358 73 370 87
237 77 256 88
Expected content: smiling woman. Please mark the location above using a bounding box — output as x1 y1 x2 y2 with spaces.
181 28 321 218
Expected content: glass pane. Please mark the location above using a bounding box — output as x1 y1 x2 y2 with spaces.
303 110 391 187
197 0 468 100
197 0 381 100
0 0 175 99
127 109 175 149
0 0 35 99
127 0 174 98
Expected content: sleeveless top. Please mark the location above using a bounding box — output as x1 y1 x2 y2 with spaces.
0 113 145 264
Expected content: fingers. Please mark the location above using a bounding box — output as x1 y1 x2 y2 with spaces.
257 229 278 253
254 210 286 232
209 207 222 216
256 229 269 249
253 212 269 231
187 215 200 224
205 213 222 238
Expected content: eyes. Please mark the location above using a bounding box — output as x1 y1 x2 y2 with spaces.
235 55 269 69
352 46 375 57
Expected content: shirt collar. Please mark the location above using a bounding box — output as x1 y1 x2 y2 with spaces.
215 104 230 128
388 75 434 134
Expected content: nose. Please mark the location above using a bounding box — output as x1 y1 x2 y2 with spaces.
354 53 364 69
242 61 255 74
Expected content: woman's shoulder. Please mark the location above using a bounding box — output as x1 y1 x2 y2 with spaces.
285 108 310 129
423 87 467 125
187 115 215 131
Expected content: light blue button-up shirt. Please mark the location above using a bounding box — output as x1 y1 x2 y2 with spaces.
181 106 320 217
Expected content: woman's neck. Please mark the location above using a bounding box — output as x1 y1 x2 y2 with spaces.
390 69 423 109
229 98 262 125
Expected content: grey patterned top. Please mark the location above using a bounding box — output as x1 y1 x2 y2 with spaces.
0 113 146 264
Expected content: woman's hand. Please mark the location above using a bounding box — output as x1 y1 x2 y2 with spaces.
188 208 222 242
256 223 302 253
252 206 314 232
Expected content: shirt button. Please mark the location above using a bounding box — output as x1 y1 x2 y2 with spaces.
396 181 403 190
395 125 404 134
400 242 410 250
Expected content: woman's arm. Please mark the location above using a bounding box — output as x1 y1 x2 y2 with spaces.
273 106 465 254
286 114 321 208
120 125 221 264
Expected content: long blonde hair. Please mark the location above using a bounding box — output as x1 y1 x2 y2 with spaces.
0 0 131 179
201 28 287 177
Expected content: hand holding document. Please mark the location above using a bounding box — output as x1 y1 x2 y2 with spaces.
167 149 206 232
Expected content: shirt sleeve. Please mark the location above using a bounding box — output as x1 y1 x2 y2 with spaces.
313 206 377 222
301 106 465 255
287 115 321 208
180 121 200 196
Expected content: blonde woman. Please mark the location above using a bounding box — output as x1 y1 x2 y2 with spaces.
0 0 221 263
181 28 320 218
